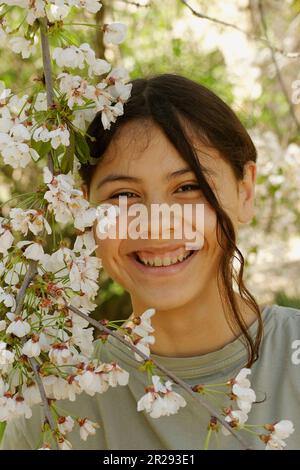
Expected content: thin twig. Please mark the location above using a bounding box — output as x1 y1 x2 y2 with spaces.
14 261 38 317
12 259 59 448
257 0 300 132
28 357 59 450
119 0 151 7
180 0 300 59
67 302 253 450
13 16 61 450
39 17 55 174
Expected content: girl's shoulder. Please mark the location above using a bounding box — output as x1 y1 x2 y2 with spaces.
259 303 300 366
263 302 300 326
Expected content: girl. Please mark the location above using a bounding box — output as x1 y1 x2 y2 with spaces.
2 73 300 450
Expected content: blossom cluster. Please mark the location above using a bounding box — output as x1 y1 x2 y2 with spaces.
1 0 104 27
137 374 187 419
122 308 156 362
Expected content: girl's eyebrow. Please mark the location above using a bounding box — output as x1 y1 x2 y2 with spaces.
96 168 200 189
96 174 141 189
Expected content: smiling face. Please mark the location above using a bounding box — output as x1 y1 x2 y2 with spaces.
88 119 256 313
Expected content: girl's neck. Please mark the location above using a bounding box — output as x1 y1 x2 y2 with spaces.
131 287 258 358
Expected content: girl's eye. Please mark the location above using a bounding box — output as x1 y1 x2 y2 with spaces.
110 191 139 199
176 184 201 193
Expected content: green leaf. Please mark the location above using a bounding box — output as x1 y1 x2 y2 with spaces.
0 422 6 443
74 132 91 164
30 139 52 161
60 129 75 173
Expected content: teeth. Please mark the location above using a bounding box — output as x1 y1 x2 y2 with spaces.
137 251 191 267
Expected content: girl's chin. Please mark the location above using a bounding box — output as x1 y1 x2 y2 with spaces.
131 291 196 312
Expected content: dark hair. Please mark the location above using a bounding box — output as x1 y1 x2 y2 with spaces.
80 72 263 367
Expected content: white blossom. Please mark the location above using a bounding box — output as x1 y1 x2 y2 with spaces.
74 365 109 396
58 73 88 109
73 230 97 255
0 219 14 255
0 377 8 396
53 46 86 69
13 396 32 419
58 437 72 450
22 383 42 406
34 92 47 111
231 368 256 414
222 409 249 436
0 82 11 105
8 36 36 58
68 254 101 296
42 375 81 402
49 126 70 149
0 341 15 374
0 287 16 311
78 0 102 14
265 420 295 450
25 0 46 25
137 375 186 418
57 416 75 435
103 23 127 45
22 337 41 358
49 343 74 366
78 418 100 441
0 395 15 422
17 240 45 261
49 4 70 20
97 362 129 387
6 317 31 338
10 208 51 236
2 142 38 168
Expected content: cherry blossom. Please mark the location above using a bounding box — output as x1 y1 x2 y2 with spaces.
6 316 31 338
137 375 187 418
230 368 256 413
0 221 14 255
78 418 100 441
0 342 15 374
10 208 52 236
57 415 75 435
17 240 45 261
264 420 295 450
222 409 249 436
8 36 36 58
21 337 41 358
97 362 130 387
103 23 127 45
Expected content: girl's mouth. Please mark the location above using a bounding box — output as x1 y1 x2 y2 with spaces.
127 247 199 276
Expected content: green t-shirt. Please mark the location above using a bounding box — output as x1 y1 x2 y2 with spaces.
1 304 300 450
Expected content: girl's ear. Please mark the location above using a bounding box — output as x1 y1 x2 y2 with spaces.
237 161 256 225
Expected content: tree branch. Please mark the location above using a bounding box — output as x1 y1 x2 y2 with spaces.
28 357 59 450
67 302 253 450
13 260 59 449
9 16 61 450
119 0 151 7
14 261 38 317
180 0 300 59
257 0 300 132
39 17 55 174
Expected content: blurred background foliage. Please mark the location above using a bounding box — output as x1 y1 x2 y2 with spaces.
1 0 300 321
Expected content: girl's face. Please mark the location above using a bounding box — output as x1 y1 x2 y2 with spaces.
88 120 256 312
